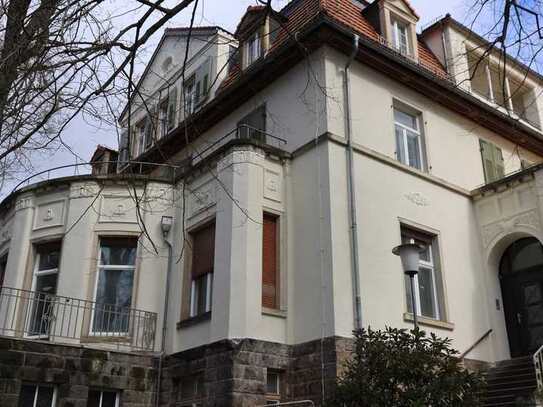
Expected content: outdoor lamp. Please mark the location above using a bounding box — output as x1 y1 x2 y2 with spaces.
392 242 424 329
160 215 174 236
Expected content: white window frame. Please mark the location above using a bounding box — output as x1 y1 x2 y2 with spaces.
265 370 281 404
411 243 440 320
244 32 262 67
190 272 212 318
89 389 120 407
90 240 136 336
27 246 60 339
21 384 57 407
184 79 196 116
394 106 424 170
136 122 146 157
158 100 168 139
392 19 409 56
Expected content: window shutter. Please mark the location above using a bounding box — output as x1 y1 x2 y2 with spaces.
480 139 504 182
167 87 178 131
191 222 215 279
195 57 211 106
262 214 278 309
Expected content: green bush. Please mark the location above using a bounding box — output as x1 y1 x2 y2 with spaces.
328 327 485 407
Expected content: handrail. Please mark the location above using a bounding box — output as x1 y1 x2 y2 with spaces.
459 329 493 360
0 286 157 351
534 343 543 389
195 124 287 162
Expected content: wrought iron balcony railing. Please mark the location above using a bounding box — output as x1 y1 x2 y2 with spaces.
0 287 157 352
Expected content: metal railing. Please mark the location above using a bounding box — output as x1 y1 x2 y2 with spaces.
534 343 543 389
0 287 157 352
192 124 287 166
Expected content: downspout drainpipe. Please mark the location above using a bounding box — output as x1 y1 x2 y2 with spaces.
343 33 363 331
155 238 173 407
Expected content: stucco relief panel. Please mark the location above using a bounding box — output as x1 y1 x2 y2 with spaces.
263 169 282 203
188 180 217 219
99 196 138 224
33 200 66 230
481 209 541 247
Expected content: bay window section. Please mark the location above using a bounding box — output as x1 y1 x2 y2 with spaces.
92 237 137 335
401 227 444 321
190 222 215 318
394 105 424 170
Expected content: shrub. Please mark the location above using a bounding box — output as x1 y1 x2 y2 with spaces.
328 327 485 407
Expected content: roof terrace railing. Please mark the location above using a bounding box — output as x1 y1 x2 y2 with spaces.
0 286 157 352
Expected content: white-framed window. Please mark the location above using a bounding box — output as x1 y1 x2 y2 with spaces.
28 242 61 337
189 222 215 318
19 384 57 407
87 389 120 407
392 19 409 55
244 31 262 67
265 370 281 404
136 121 146 157
394 105 424 170
92 237 137 334
158 100 168 139
401 227 442 320
190 273 212 317
184 77 196 116
0 253 7 287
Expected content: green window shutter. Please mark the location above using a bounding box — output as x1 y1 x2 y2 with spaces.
480 139 505 183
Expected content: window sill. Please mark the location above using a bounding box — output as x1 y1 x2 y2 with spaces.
177 311 211 329
403 313 454 331
262 308 287 319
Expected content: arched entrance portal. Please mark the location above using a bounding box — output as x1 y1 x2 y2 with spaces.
501 237 543 357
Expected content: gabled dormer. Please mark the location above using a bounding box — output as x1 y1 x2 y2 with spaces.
235 6 286 70
363 0 420 60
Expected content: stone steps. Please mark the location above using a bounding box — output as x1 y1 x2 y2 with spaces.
482 356 538 407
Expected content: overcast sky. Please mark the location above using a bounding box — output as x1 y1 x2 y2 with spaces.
9 0 469 195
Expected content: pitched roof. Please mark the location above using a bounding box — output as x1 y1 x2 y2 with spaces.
219 0 446 92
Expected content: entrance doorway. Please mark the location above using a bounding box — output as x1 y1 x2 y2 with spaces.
500 237 543 357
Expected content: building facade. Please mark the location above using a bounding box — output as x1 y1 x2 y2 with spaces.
3 0 543 406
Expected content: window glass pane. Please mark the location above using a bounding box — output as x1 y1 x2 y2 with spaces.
395 126 406 164
87 390 101 407
36 386 54 407
94 269 134 332
195 275 208 315
101 391 117 407
266 372 279 394
19 385 37 407
405 274 414 314
394 109 417 130
406 133 421 169
418 267 437 319
37 245 60 271
100 240 136 266
35 273 58 294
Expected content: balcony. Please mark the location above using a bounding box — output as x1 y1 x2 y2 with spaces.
191 124 287 166
0 287 157 352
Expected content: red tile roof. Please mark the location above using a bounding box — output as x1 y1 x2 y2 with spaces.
219 0 447 91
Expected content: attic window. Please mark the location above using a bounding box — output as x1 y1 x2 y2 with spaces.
392 18 410 56
244 31 262 67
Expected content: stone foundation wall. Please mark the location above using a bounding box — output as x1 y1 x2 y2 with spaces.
0 337 158 407
160 336 354 407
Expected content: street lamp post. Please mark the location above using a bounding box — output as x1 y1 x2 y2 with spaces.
392 242 424 330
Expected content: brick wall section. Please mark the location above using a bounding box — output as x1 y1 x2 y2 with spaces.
0 337 158 407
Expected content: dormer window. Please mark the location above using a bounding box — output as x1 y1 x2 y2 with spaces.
392 19 409 55
244 31 262 67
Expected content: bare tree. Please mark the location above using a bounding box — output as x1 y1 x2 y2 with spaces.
0 0 197 186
